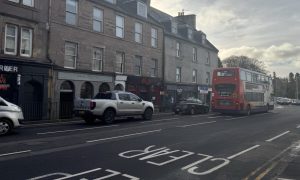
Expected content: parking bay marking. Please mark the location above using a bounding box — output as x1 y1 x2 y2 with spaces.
265 131 290 142
177 121 217 128
0 150 31 158
37 125 119 135
86 129 162 143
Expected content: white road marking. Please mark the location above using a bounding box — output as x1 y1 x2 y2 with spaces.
277 178 295 180
0 150 31 157
86 129 162 143
140 118 179 124
266 131 290 142
177 121 217 128
297 125 300 129
37 125 119 135
55 168 102 180
227 145 260 160
208 116 225 119
224 117 248 121
191 114 211 118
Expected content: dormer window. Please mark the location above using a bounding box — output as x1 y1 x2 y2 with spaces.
137 2 147 18
104 0 116 4
188 29 193 40
171 21 177 34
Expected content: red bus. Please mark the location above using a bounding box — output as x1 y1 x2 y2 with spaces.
211 67 274 115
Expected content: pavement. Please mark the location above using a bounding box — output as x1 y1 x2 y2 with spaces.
0 105 300 180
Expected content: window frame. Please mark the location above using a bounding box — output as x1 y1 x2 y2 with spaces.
115 52 125 74
150 59 158 77
192 47 197 62
93 7 103 32
134 55 142 76
116 15 125 38
206 72 211 84
22 0 34 7
4 24 18 55
206 51 210 65
176 67 182 83
92 47 104 72
137 1 147 18
134 22 143 43
176 42 181 57
64 41 78 69
151 28 158 48
192 69 197 83
20 27 33 57
65 0 78 25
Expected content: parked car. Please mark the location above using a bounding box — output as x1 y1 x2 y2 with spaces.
277 97 291 105
0 97 23 136
174 98 210 115
292 99 300 105
74 91 154 124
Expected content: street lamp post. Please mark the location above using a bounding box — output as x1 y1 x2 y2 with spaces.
296 76 299 99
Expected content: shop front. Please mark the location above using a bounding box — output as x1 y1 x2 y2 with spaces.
126 76 162 107
162 84 199 111
54 70 114 119
0 59 50 121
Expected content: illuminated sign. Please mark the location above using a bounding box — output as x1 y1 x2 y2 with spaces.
0 74 10 90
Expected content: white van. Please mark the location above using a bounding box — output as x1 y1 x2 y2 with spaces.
0 97 23 135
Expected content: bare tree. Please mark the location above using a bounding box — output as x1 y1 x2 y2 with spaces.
222 56 267 74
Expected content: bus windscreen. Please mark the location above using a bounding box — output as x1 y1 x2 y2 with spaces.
217 70 235 77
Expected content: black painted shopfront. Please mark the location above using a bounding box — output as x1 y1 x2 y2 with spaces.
126 76 162 107
0 59 49 121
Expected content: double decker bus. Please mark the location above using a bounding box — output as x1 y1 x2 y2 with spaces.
211 67 274 115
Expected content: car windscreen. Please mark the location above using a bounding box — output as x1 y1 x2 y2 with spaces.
215 84 236 97
94 93 116 100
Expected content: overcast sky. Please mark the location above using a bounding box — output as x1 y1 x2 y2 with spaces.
152 0 300 77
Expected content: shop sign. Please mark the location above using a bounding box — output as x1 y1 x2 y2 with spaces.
0 65 19 73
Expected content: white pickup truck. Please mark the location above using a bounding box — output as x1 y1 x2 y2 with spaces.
74 91 154 124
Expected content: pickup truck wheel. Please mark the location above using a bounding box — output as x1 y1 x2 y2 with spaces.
0 119 12 136
84 117 96 124
143 108 153 120
103 109 115 124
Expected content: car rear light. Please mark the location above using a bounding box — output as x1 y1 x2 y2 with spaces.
90 101 96 110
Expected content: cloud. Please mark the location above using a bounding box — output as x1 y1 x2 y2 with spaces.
220 43 300 76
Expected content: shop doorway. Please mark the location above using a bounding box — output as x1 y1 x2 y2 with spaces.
22 80 43 121
60 81 74 119
114 84 124 91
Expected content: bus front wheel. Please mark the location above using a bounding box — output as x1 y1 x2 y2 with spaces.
246 105 251 116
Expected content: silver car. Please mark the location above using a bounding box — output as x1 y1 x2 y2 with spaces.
0 97 23 135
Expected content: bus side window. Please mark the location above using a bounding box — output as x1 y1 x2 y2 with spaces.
240 70 246 80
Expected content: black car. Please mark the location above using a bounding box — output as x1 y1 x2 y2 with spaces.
174 98 210 115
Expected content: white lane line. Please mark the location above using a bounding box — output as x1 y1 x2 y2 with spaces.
208 116 225 119
86 129 162 143
297 125 300 129
266 131 290 142
191 114 211 118
227 145 260 160
0 150 31 157
177 121 217 128
140 118 179 124
224 117 248 121
37 125 119 135
55 168 102 180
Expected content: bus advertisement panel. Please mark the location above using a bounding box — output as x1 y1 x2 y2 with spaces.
211 67 274 115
